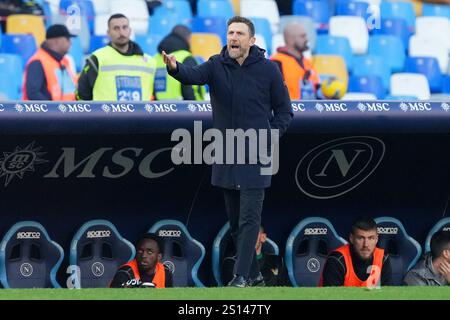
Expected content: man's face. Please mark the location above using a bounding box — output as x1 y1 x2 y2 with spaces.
136 239 161 272
54 37 71 56
107 17 131 47
227 22 255 60
255 230 267 251
292 28 308 53
350 228 378 261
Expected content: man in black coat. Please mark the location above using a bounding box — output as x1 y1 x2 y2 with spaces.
163 16 293 287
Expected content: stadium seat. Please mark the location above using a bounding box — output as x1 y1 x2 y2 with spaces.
148 219 205 287
0 54 23 100
371 18 410 51
134 34 163 56
380 1 416 33
68 36 84 72
249 18 273 56
212 222 279 286
6 14 46 47
443 75 450 94
424 218 450 253
405 57 443 93
192 17 227 46
335 0 369 19
94 14 109 35
230 0 240 15
353 55 391 91
368 35 405 73
152 0 193 27
349 75 385 99
148 14 179 38
285 217 347 287
91 0 110 15
374 217 422 286
191 33 222 61
89 35 109 53
197 0 234 20
409 35 449 74
329 16 369 55
315 35 353 72
1 34 37 67
422 3 450 20
110 0 149 35
59 0 96 34
313 54 349 90
292 0 330 33
70 219 135 288
390 73 430 100
415 17 450 53
0 221 63 288
240 0 280 33
279 15 317 52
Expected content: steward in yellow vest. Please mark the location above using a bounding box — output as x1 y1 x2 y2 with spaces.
154 25 205 101
76 14 155 101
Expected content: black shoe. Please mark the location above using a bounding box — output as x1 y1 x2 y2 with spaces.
248 273 265 287
227 275 248 288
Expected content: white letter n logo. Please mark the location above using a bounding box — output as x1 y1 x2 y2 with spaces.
315 149 365 177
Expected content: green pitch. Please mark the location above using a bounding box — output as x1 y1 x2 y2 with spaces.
0 287 448 300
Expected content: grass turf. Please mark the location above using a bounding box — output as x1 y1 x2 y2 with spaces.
0 286 448 300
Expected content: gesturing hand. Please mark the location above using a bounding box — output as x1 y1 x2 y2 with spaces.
162 50 177 71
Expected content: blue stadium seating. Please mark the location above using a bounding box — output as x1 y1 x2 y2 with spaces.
70 219 135 288
0 221 63 288
153 0 193 26
89 35 109 53
353 55 391 91
148 14 180 38
212 222 279 286
374 217 422 286
197 0 234 20
292 0 331 33
1 34 37 67
425 218 450 253
315 35 353 72
148 219 205 287
335 0 369 19
443 75 450 94
249 17 273 56
405 56 443 93
0 54 23 100
349 75 385 99
371 18 410 51
422 3 450 20
69 36 84 72
135 34 164 56
285 217 347 287
380 1 416 33
368 35 405 73
59 0 96 34
192 16 227 45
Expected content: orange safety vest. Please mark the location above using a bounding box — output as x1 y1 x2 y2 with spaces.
271 52 319 100
121 259 166 288
22 48 77 101
320 244 384 287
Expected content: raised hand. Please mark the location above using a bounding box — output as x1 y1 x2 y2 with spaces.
162 50 177 71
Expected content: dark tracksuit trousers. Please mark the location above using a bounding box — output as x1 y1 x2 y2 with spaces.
223 188 265 280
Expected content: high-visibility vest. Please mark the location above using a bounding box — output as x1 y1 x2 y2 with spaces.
22 48 77 101
320 244 384 287
154 50 205 100
92 46 155 101
271 52 319 100
119 259 166 288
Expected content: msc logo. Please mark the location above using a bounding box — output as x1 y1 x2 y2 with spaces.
20 263 33 277
304 228 328 235
15 103 48 113
158 230 182 237
17 232 41 239
399 102 432 112
101 103 135 113
377 227 398 235
307 258 321 273
295 136 385 199
357 102 390 112
86 230 111 238
315 103 348 113
187 103 212 112
144 103 177 113
58 103 92 113
292 103 306 112
441 103 450 112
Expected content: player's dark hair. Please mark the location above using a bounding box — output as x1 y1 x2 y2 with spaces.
227 16 255 37
430 230 450 259
136 233 164 253
108 13 128 27
351 217 377 235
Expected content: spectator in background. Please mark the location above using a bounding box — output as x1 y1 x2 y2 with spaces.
154 25 205 100
110 233 173 288
271 22 320 100
76 14 156 101
320 217 393 287
404 230 450 286
22 24 77 101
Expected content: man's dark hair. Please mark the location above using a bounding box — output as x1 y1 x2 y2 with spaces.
108 13 129 27
136 233 164 254
430 230 450 259
351 217 377 235
172 24 191 41
227 16 255 37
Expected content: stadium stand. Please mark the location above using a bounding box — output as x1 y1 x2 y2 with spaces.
0 221 63 288
148 219 205 287
70 219 135 288
285 217 347 287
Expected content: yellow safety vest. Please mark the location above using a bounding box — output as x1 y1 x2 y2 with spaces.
92 46 155 101
154 50 205 100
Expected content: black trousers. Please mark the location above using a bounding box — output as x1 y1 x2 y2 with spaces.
223 188 265 279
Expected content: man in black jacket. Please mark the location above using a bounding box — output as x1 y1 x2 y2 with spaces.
163 16 293 287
